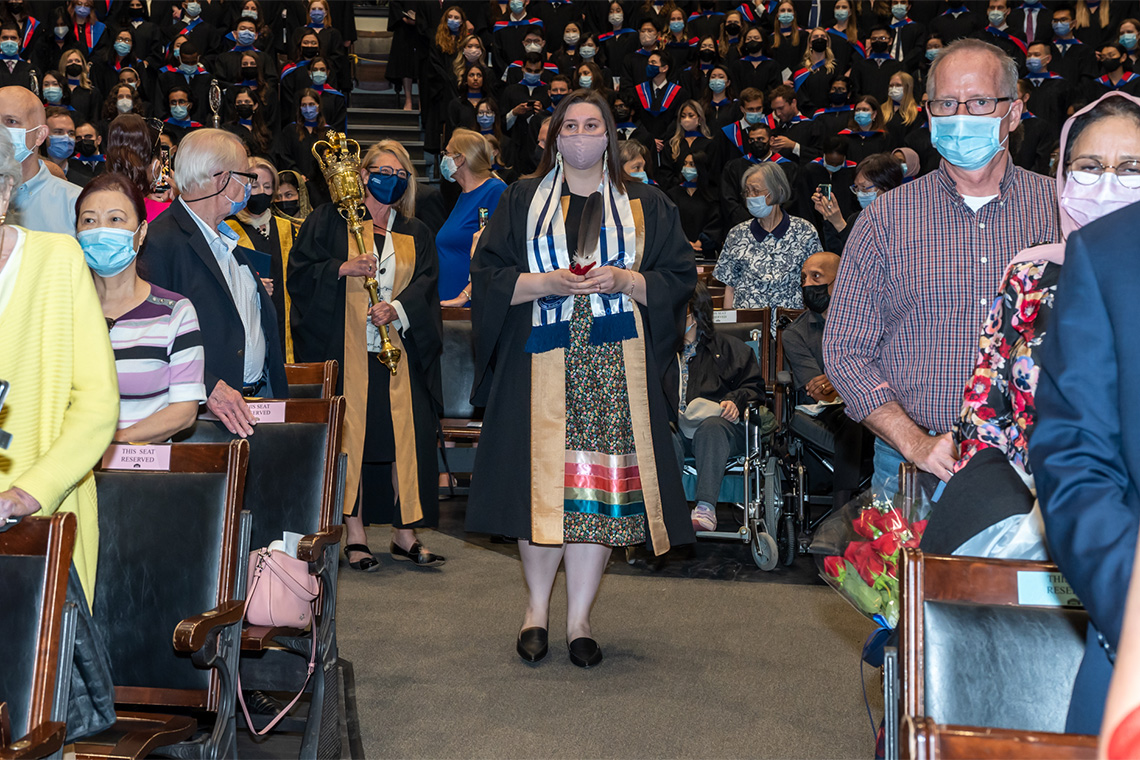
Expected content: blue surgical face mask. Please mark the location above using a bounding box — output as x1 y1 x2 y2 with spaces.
447 17 461 32
629 170 648 183
522 71 541 85
709 76 727 93
170 104 189 120
834 8 849 21
300 103 319 121
1026 56 1044 72
853 110 873 128
929 111 1009 171
47 134 74 160
987 10 1005 26
680 166 698 181
179 61 197 74
0 40 19 57
580 45 596 59
476 113 495 129
1053 20 1070 36
669 19 684 33
367 171 408 204
242 9 257 20
550 92 564 105
440 154 458 182
778 11 794 26
509 0 524 13
1122 32 1138 50
78 226 139 278
185 2 201 18
43 85 63 104
5 125 38 162
75 3 91 18
311 69 328 85
854 188 878 208
645 63 660 78
926 48 939 61
747 194 773 218
892 3 907 19
113 40 131 56
310 7 325 23
744 110 764 125
225 174 252 215
236 29 257 46
578 74 593 88
822 161 843 173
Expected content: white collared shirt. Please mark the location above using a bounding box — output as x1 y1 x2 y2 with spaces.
366 208 409 352
179 197 267 384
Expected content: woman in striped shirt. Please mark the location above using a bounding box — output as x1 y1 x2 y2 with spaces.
75 171 207 442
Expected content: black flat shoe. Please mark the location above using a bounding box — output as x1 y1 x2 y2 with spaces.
568 637 603 668
516 627 548 663
390 540 446 567
244 690 283 715
344 543 380 572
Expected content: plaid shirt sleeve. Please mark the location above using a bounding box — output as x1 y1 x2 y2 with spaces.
822 205 898 421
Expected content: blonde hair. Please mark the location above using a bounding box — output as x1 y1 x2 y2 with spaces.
60 49 93 89
882 71 919 126
769 1 801 49
668 100 711 160
1075 0 1112 31
833 0 858 41
237 155 279 224
452 34 486 83
800 27 836 73
362 140 417 219
448 128 493 178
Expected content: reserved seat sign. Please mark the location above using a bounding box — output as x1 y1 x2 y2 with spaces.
1016 570 1083 608
101 443 173 471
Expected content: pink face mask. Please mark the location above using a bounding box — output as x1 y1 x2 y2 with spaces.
1060 170 1140 228
556 133 608 170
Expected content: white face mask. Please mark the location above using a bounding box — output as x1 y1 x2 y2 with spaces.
524 41 542 54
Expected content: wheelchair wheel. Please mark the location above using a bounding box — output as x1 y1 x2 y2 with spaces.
751 531 779 571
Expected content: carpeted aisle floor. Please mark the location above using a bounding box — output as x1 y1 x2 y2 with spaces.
337 523 882 759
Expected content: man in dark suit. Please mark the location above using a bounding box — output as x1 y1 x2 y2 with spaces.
1031 201 1140 735
146 128 288 437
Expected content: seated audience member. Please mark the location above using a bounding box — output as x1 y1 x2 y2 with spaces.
881 71 925 143
222 85 272 158
3 86 81 234
666 150 722 256
767 84 820 164
77 172 206 442
891 146 921 179
924 92 1140 561
164 85 205 142
146 128 289 437
437 129 507 308
660 100 714 188
274 168 312 230
485 134 519 184
157 41 212 123
307 56 348 131
1010 79 1054 174
1091 41 1140 98
613 94 646 144
673 282 766 533
105 113 171 222
811 153 904 253
68 121 106 187
629 51 690 149
0 21 36 89
783 252 866 508
43 106 77 180
619 138 654 184
715 162 822 329
701 65 739 130
60 48 102 125
272 89 330 207
0 127 119 742
40 71 73 110
838 95 896 163
100 83 143 124
225 156 297 362
1102 527 1140 758
798 135 857 224
811 76 855 139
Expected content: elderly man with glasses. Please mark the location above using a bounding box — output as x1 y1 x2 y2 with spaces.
146 128 288 437
822 38 1060 500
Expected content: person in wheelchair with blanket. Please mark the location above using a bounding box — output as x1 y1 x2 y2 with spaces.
673 282 772 533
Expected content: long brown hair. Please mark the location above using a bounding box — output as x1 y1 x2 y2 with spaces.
529 88 626 194
435 5 466 56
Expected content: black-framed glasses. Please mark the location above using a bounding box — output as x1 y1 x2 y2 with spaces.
1068 158 1140 188
372 167 410 180
927 96 1013 117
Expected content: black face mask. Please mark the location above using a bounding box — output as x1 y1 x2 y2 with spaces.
870 39 889 54
614 105 631 122
9 1 24 14
750 140 769 156
811 37 828 52
802 283 831 313
828 89 847 105
743 39 762 54
241 65 258 80
532 145 544 166
698 48 715 62
276 198 300 216
129 6 145 18
725 22 741 35
65 62 82 76
246 192 272 214
301 46 317 59
77 138 97 156
1101 57 1123 74
235 103 254 119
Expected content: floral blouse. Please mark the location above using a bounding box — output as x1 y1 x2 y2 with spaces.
953 258 1061 481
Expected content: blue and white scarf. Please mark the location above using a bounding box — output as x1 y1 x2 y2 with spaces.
525 156 638 353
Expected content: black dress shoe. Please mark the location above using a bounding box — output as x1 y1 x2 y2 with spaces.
244 690 283 715
516 627 548 662
390 541 446 567
568 637 603 668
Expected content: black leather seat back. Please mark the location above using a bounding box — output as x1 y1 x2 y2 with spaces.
0 555 47 738
924 601 1087 732
440 320 475 418
288 383 324 399
92 471 230 692
180 420 328 549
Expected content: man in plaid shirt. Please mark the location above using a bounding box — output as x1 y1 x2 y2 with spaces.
823 38 1060 498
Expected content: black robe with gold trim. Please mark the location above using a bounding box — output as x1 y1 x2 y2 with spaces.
288 202 443 528
465 177 698 553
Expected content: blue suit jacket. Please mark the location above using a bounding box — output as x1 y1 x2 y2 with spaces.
1031 203 1140 652
144 200 288 400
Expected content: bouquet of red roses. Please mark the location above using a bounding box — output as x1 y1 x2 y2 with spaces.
815 495 929 629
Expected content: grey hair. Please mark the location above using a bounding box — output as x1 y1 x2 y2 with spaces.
928 38 1019 100
742 162 791 206
0 128 23 209
173 128 248 195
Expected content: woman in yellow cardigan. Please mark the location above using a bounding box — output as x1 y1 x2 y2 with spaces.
0 129 120 607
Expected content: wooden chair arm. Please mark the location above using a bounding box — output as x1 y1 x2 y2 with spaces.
0 721 66 760
172 599 245 653
297 525 344 564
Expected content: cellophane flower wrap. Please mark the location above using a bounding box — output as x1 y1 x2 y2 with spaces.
810 489 932 629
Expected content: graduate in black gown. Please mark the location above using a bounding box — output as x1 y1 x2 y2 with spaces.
466 89 697 668
289 139 445 572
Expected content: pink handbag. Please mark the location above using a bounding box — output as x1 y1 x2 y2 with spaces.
245 548 319 628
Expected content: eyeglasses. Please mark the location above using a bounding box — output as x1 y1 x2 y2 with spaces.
214 170 257 187
1068 158 1140 188
850 184 877 194
372 168 410 180
928 96 1012 117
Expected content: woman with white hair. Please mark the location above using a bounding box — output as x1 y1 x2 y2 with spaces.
0 127 121 740
714 161 822 329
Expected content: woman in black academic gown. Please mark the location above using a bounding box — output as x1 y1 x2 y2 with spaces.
467 89 696 667
666 150 722 257
289 140 446 572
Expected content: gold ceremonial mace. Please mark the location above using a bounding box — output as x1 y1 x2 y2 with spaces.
311 131 401 375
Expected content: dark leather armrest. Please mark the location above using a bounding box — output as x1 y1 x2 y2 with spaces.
0 721 66 760
297 525 344 564
775 370 792 386
173 599 245 653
